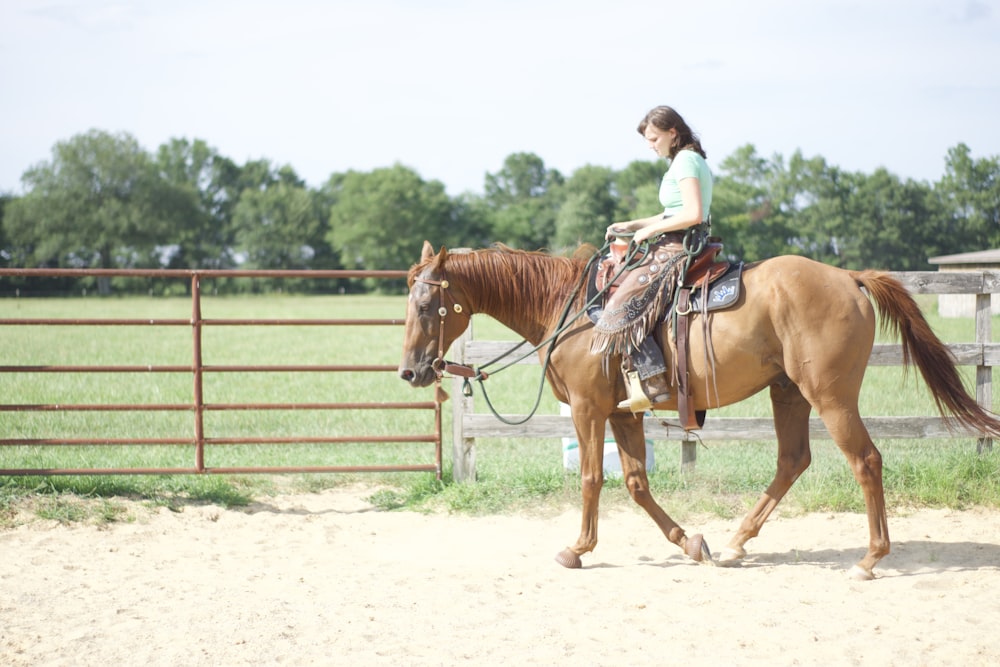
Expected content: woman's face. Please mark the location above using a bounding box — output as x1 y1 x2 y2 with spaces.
643 124 677 158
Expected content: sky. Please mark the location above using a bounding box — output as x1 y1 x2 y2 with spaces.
1 0 999 197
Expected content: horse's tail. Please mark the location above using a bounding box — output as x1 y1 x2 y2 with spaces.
853 269 1000 437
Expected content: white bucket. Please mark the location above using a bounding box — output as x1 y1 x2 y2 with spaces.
559 403 654 478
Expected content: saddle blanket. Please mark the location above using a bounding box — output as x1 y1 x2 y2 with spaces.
688 262 744 312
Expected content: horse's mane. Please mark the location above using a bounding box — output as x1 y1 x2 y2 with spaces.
409 243 596 328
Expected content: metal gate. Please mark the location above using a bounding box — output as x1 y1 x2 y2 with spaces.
0 268 441 478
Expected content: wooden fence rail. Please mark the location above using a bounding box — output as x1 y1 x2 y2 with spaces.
447 270 999 482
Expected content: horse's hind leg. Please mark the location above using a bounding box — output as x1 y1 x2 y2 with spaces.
720 380 813 564
607 414 712 564
818 399 889 580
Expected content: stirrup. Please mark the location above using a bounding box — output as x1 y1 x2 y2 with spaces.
617 371 652 413
617 394 652 413
617 370 669 413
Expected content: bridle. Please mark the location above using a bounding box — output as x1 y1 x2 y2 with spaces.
412 269 486 382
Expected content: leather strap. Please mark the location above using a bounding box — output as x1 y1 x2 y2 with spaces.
675 286 700 430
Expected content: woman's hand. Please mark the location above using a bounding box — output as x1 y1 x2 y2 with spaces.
605 221 639 240
633 226 657 244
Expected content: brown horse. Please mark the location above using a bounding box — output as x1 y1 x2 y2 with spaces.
398 241 1000 580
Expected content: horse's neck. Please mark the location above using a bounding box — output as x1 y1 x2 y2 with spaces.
452 253 575 344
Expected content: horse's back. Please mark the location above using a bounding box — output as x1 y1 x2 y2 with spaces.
747 253 863 285
746 255 875 324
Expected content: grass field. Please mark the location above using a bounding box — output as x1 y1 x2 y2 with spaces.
1 290 999 526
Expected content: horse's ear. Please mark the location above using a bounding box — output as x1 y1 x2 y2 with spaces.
420 240 448 267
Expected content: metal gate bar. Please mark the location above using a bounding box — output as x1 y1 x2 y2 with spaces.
0 268 441 478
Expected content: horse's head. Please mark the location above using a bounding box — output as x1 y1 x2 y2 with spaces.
398 241 473 387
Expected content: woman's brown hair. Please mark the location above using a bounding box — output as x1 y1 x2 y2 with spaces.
637 106 707 160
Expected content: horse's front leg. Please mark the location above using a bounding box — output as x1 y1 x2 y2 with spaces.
608 413 712 564
555 407 605 569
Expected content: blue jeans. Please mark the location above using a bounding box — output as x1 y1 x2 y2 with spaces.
632 336 667 380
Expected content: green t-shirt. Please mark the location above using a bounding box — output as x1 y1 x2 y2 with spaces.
658 149 713 220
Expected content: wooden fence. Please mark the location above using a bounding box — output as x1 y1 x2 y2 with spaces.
446 270 999 482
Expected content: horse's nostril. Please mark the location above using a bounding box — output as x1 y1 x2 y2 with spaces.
400 369 414 381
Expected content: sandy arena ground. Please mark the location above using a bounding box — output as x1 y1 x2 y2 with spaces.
2 486 999 666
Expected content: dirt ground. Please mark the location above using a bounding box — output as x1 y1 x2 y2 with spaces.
2 486 999 666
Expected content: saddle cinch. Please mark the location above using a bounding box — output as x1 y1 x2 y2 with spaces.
588 238 744 430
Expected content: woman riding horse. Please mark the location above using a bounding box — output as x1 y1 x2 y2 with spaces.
592 106 714 413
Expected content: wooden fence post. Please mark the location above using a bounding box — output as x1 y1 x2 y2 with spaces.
451 325 477 481
975 291 993 453
680 438 698 471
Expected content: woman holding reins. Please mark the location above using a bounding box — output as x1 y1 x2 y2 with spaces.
592 105 714 412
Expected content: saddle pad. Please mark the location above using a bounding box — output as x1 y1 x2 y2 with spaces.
689 262 744 312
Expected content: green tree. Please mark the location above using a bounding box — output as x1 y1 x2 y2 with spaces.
482 153 564 249
937 143 1000 249
553 165 617 250
613 160 663 221
713 144 797 261
0 194 14 293
776 152 853 265
4 130 187 291
768 154 949 270
444 193 495 250
0 193 9 266
326 164 453 284
833 169 947 270
154 137 240 269
232 180 325 270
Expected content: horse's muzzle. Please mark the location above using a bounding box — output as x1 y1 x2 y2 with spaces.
398 364 436 388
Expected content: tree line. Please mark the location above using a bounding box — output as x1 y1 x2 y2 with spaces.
1 129 998 295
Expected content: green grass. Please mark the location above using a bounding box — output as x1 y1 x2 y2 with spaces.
1 292 999 528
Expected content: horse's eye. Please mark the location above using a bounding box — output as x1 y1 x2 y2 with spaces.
417 301 431 313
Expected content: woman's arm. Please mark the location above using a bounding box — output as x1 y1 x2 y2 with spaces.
605 176 704 242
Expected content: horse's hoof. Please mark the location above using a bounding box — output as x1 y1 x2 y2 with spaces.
684 534 714 564
555 548 582 569
717 546 747 566
848 565 875 581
